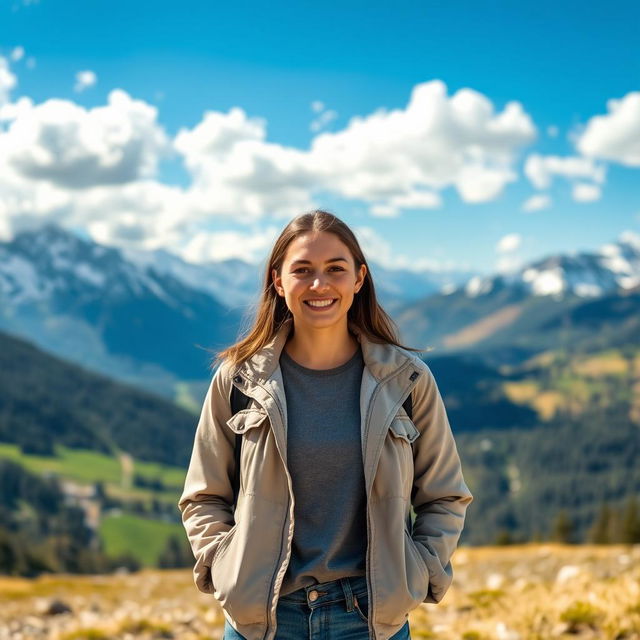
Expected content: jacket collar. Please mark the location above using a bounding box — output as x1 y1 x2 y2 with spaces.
233 317 416 383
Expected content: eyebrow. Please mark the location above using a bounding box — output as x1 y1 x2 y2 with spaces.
290 257 349 266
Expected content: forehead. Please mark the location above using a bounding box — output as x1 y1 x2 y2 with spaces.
283 231 353 263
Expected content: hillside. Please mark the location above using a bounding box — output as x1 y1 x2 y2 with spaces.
0 330 198 467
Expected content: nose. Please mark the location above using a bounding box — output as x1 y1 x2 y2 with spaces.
310 276 329 291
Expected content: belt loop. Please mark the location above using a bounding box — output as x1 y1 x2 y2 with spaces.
340 577 355 612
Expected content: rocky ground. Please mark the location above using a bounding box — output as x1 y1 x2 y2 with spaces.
1 544 639 640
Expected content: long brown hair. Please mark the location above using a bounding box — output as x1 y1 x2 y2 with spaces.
211 209 422 371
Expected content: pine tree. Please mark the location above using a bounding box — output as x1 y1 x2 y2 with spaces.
621 495 640 544
588 501 612 544
552 509 574 543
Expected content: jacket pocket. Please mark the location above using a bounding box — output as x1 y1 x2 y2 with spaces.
226 408 269 434
404 526 429 583
209 521 239 569
389 414 420 444
387 415 420 498
226 408 269 496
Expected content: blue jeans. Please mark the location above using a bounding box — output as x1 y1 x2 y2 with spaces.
223 575 411 639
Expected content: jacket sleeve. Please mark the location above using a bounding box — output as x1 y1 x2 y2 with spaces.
409 360 473 604
177 361 237 595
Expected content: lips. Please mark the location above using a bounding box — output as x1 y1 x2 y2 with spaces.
303 298 337 309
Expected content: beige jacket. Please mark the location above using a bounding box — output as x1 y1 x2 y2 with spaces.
178 317 473 640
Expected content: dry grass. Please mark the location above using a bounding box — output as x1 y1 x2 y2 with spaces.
1 544 638 639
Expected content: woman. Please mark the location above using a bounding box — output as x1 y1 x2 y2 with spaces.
178 210 473 640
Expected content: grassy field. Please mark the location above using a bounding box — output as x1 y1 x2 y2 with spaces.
1 544 638 639
0 444 188 566
0 443 185 502
98 514 185 567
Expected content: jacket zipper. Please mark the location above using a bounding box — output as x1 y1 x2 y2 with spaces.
234 373 295 640
363 361 420 640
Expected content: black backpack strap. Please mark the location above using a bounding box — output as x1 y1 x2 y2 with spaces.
230 383 251 510
403 389 415 534
402 391 413 421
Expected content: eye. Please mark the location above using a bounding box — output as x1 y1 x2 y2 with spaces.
292 266 345 274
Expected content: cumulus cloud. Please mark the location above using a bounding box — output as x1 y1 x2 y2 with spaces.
0 69 541 264
308 80 536 211
74 70 97 93
495 233 523 273
572 182 601 202
178 226 280 264
496 233 521 253
524 154 606 189
1 88 169 188
10 46 25 62
0 57 17 106
174 106 317 220
576 91 640 166
370 190 441 217
522 193 551 212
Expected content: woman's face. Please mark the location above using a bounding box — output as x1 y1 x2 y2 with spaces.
272 230 367 333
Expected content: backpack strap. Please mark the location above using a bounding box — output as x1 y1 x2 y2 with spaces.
402 391 413 421
402 390 415 534
230 384 251 510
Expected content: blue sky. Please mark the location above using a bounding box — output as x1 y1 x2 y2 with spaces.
1 0 639 277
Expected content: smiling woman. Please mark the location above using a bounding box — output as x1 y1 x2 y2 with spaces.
178 209 473 640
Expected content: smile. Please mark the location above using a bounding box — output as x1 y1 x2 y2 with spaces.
303 298 337 309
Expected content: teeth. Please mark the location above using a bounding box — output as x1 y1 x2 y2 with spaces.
306 299 335 307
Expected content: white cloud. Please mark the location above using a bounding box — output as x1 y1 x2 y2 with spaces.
354 225 457 272
496 233 521 253
495 233 524 273
74 70 97 93
174 106 317 220
310 108 338 133
10 46 25 62
524 154 606 189
547 125 558 138
0 57 17 106
522 193 551 212
1 89 169 188
576 91 640 166
309 80 536 209
0 72 540 266
572 182 601 202
178 226 280 264
495 254 523 274
311 100 324 113
370 189 441 217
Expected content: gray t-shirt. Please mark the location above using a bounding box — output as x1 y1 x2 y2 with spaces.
278 344 367 596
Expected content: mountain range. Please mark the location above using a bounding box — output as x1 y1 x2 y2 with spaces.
1 223 639 400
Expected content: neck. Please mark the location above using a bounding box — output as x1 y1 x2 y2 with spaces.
284 320 359 370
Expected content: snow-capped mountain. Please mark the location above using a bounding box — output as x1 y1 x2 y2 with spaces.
395 231 640 359
0 223 469 397
0 224 241 396
459 231 640 300
120 246 261 311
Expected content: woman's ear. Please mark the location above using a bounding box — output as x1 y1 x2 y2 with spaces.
355 263 367 293
272 268 284 296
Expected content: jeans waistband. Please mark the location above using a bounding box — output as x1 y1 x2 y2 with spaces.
278 575 368 609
